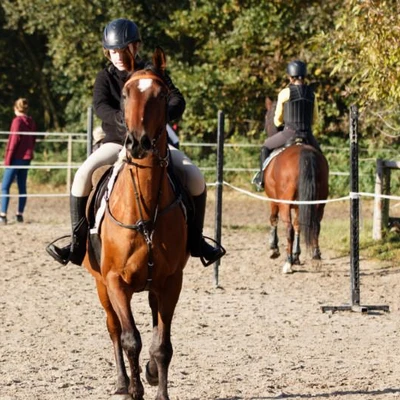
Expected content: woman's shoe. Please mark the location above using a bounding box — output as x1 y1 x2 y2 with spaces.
15 214 24 223
0 215 7 225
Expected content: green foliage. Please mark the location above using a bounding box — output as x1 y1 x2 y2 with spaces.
0 1 399 157
311 0 400 141
359 223 400 262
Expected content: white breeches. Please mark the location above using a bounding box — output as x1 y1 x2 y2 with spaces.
71 143 205 197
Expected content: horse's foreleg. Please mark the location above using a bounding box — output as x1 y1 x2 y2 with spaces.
148 272 183 400
95 279 130 397
106 276 144 400
146 291 160 386
269 203 280 259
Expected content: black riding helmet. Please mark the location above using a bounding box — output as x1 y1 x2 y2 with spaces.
102 18 141 50
287 60 307 78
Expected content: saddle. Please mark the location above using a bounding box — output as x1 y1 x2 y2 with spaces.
261 139 307 172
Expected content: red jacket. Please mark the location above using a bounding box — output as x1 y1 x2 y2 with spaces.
4 115 37 166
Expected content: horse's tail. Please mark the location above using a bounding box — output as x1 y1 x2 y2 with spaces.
298 148 319 248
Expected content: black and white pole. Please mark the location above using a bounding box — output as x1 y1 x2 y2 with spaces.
213 110 225 288
350 105 361 306
321 105 389 313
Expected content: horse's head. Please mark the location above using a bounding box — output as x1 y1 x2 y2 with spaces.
264 97 279 138
122 47 168 159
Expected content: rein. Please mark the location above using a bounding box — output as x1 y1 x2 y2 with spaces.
105 158 182 290
104 71 176 290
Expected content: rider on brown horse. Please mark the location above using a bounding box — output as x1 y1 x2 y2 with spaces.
46 18 225 267
253 60 322 189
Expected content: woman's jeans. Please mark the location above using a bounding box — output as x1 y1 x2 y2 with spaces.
1 159 31 215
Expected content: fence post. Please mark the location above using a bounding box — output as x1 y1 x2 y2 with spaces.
349 105 360 306
321 105 389 314
373 159 384 240
87 106 93 156
373 160 393 240
382 165 391 230
214 110 225 288
67 135 72 192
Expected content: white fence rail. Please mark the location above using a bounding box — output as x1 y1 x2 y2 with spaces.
1 131 400 205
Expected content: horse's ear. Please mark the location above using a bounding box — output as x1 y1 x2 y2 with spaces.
265 97 272 110
152 46 166 74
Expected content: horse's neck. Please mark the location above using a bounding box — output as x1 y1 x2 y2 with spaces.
116 160 170 217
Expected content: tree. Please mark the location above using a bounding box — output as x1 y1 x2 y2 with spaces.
1 0 397 148
312 0 400 142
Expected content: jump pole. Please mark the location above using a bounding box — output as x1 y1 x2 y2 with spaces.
321 105 389 313
213 110 225 288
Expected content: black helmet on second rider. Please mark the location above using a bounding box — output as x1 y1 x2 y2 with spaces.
102 18 141 50
287 60 307 78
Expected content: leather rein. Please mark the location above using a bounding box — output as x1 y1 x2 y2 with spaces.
105 72 181 290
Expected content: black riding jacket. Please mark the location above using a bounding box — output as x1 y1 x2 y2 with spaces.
93 58 186 145
283 84 315 134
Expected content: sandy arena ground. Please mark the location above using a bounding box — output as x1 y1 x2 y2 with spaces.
1 190 400 400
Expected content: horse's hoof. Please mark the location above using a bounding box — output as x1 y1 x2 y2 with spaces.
282 262 293 274
145 362 159 386
110 394 133 400
269 249 280 259
312 258 322 271
292 257 301 265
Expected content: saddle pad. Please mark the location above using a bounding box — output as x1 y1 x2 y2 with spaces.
262 147 285 171
262 143 303 171
89 148 126 235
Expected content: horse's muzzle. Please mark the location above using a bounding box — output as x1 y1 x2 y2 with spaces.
140 135 152 152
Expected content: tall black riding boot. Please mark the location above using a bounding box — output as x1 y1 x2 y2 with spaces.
253 146 271 189
46 195 89 266
260 146 271 169
189 189 226 267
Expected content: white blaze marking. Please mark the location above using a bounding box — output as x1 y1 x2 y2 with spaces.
138 78 153 92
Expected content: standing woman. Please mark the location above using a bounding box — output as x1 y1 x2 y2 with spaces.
0 98 37 225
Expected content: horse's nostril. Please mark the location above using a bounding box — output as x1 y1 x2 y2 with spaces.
140 136 151 151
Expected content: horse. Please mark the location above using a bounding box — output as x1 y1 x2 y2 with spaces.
263 98 329 274
83 48 189 400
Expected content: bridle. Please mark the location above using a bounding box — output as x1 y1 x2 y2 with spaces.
122 72 170 164
105 70 181 290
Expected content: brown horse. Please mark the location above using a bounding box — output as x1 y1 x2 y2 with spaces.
263 98 329 274
84 48 189 400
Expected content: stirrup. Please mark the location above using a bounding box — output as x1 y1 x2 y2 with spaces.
251 171 264 191
46 235 71 265
200 236 226 267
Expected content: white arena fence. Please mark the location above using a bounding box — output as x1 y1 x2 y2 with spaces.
0 130 399 205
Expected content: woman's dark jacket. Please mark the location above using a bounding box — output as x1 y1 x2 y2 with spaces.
93 59 186 145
